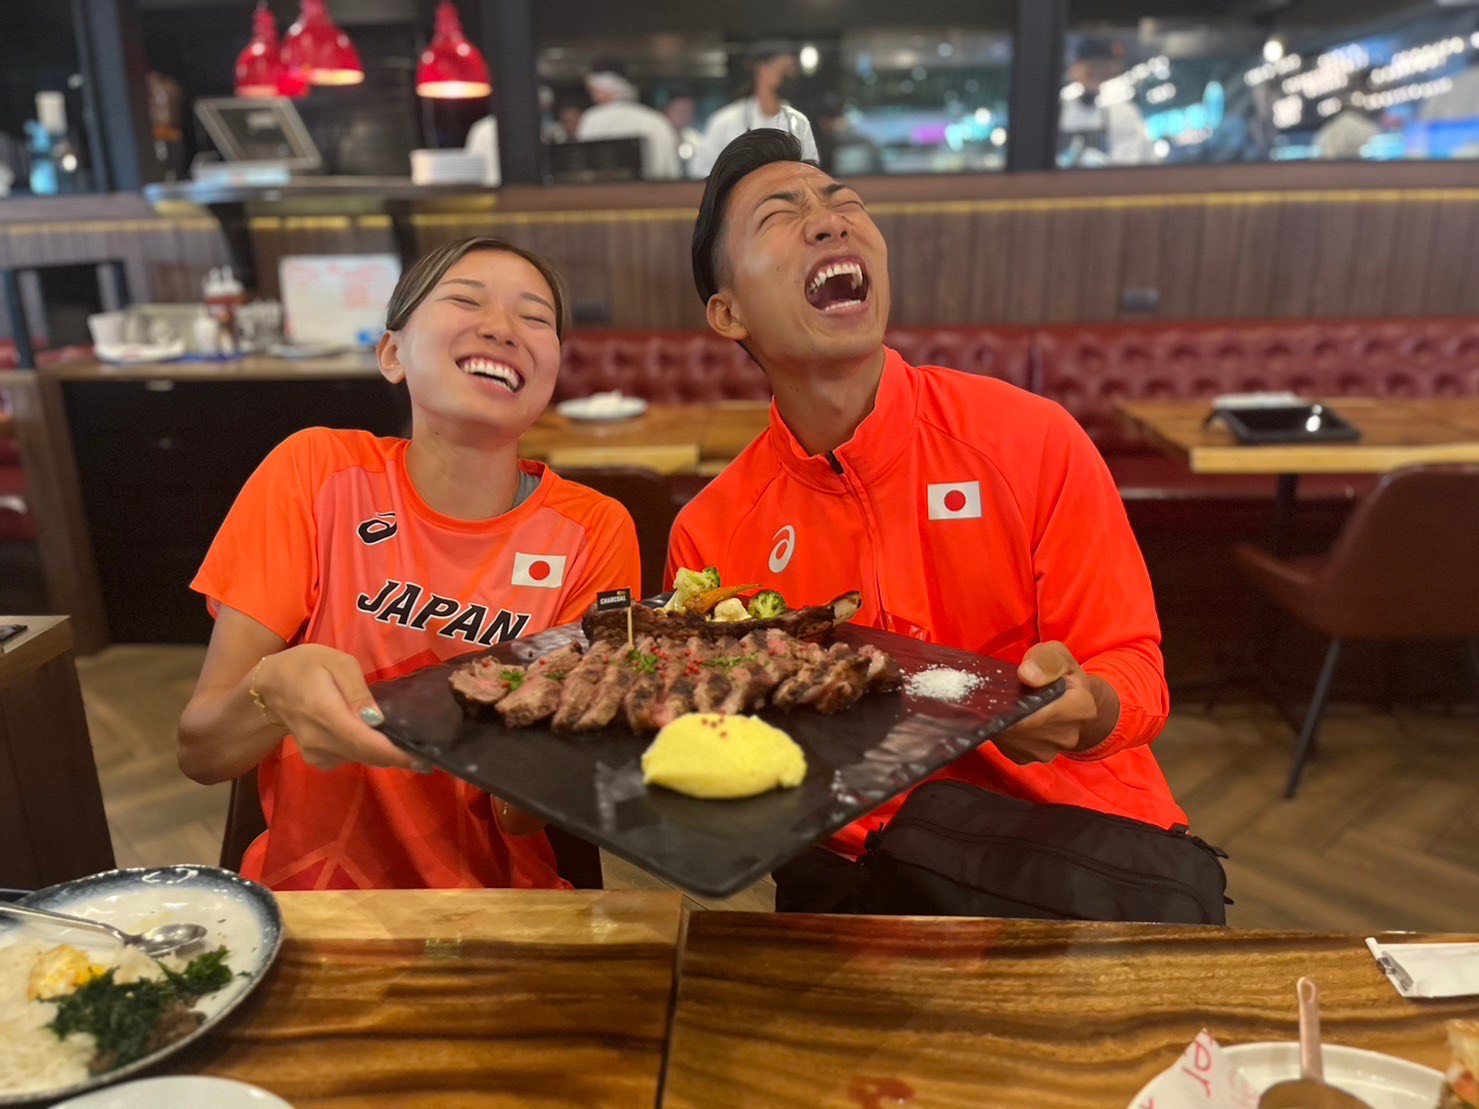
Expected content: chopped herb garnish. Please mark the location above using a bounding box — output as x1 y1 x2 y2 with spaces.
627 649 660 674
704 653 759 671
547 670 568 682
500 669 525 691
47 947 235 1071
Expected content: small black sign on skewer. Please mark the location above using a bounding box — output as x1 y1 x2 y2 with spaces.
594 589 632 613
596 588 635 647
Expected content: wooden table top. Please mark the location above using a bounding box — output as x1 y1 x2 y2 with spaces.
0 614 71 684
1116 397 1479 474
520 401 771 476
171 889 685 1107
664 913 1479 1109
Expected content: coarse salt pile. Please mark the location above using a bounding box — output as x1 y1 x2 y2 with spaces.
905 667 983 702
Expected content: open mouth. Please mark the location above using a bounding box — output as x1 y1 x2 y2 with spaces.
804 257 870 314
458 356 524 393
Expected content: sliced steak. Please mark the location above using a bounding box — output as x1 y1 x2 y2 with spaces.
496 644 582 728
551 641 617 732
582 591 862 645
449 657 525 718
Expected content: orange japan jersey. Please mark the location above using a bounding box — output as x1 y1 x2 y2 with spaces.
668 350 1185 857
194 428 640 891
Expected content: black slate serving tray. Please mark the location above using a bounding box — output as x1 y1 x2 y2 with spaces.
372 621 1064 898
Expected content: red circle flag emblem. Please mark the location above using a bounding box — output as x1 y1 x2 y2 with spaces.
512 552 567 588
926 481 983 521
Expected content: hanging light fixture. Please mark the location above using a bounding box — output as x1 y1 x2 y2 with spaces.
234 2 284 98
281 0 364 87
416 1 491 99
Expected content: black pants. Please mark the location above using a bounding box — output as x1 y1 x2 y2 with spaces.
772 847 867 914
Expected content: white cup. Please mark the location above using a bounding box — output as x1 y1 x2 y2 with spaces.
86 311 127 346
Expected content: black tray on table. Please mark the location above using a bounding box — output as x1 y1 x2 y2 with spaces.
371 621 1065 898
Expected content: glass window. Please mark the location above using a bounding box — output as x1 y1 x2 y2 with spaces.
535 26 1012 181
0 3 91 195
1063 2 1479 166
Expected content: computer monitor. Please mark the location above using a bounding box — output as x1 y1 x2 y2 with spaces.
544 137 644 184
194 97 323 172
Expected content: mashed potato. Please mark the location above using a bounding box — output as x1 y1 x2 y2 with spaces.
641 713 807 799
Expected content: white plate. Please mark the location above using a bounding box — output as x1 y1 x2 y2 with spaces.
556 392 648 422
1129 1042 1444 1109
0 866 283 1106
55 1076 291 1108
94 340 187 365
268 341 347 359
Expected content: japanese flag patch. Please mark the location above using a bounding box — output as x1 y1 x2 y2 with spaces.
927 481 982 521
512 553 567 588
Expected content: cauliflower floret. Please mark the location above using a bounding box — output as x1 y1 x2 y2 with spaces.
711 598 749 622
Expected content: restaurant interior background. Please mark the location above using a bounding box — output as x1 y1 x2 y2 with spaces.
1 0 1477 930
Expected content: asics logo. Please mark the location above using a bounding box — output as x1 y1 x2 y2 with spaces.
768 525 796 573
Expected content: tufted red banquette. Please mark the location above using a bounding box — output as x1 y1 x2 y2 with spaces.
558 317 1479 501
554 326 1036 404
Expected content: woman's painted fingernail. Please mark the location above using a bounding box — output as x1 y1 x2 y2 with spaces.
360 706 385 727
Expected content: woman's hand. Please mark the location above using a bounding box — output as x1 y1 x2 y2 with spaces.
252 644 422 772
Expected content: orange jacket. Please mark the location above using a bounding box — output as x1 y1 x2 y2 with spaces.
667 350 1184 857
195 428 640 890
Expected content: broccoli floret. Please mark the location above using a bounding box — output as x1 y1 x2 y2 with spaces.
700 566 722 590
746 590 787 619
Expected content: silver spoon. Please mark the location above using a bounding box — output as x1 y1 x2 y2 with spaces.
0 902 208 957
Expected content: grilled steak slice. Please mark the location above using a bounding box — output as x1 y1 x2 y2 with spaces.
574 637 653 732
497 644 582 728
623 672 664 733
574 659 637 732
551 641 617 732
804 651 872 714
449 657 525 718
582 591 862 645
858 643 904 691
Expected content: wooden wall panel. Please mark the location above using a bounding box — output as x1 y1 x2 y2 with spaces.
8 183 1479 343
1424 201 1478 319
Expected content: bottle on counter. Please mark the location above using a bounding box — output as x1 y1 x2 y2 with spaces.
202 266 246 354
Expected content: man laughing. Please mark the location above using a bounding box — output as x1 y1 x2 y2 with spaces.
668 129 1187 912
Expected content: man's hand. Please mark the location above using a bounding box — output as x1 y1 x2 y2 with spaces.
994 641 1120 765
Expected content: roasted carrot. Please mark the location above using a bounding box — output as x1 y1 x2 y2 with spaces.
685 583 761 616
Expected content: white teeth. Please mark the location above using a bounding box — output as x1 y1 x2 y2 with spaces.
459 358 522 391
807 261 865 297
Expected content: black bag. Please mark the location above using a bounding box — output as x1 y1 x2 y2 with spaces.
858 780 1229 924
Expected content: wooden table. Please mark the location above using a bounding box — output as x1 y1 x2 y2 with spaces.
1116 397 1479 476
173 889 686 1107
664 913 1479 1108
1116 397 1479 552
519 402 770 477
0 615 114 888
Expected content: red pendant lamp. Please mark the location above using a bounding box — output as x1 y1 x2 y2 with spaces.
281 0 364 87
416 1 491 99
234 2 284 98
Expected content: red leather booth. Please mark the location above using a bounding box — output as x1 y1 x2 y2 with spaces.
561 317 1479 504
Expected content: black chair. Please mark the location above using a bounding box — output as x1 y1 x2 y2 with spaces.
220 771 604 889
1234 463 1479 797
550 466 682 600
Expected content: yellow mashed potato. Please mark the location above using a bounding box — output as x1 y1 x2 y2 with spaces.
641 713 807 799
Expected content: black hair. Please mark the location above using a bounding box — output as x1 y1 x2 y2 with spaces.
691 128 808 305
